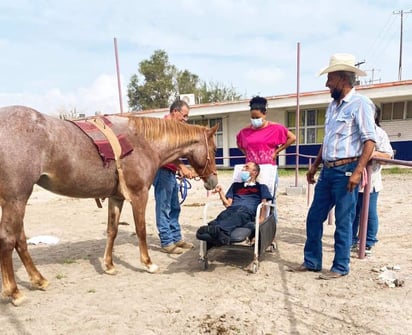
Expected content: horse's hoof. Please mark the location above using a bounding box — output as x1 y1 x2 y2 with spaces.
145 263 159 273
6 290 26 307
104 267 117 275
12 294 26 307
32 278 49 291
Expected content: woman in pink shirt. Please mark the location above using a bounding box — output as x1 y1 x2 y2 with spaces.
236 96 296 166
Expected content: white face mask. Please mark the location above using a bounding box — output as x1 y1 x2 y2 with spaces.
250 118 263 128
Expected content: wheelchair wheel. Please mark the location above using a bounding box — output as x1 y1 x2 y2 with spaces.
252 262 259 273
199 258 208 270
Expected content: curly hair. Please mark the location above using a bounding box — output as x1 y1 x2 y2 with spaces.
249 96 267 113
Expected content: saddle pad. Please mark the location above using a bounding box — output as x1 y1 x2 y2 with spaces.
71 117 133 166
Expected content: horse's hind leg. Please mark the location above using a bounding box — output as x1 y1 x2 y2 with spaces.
103 197 124 274
0 200 46 306
16 227 49 290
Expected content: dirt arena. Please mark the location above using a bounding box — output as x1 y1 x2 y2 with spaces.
1 169 411 334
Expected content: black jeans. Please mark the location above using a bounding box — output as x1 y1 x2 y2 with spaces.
197 206 254 246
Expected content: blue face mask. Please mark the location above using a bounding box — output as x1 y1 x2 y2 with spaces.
240 171 250 182
250 118 263 128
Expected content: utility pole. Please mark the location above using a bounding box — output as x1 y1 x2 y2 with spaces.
393 9 412 81
355 60 365 85
113 37 124 114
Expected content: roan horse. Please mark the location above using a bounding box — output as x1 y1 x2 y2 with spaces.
0 105 218 305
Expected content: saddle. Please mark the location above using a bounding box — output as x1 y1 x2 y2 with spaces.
71 116 133 203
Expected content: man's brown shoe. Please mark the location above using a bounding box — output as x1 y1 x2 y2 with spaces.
318 271 345 280
175 240 194 249
161 244 185 254
287 264 320 272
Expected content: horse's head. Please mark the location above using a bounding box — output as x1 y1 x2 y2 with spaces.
187 124 219 190
127 116 218 190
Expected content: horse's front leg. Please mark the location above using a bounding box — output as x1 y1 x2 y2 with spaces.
130 192 159 273
103 197 124 275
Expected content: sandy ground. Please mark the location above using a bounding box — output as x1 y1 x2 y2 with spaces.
1 170 411 335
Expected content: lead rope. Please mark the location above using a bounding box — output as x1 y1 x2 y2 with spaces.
177 176 192 204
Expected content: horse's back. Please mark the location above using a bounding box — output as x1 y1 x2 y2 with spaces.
0 106 118 199
0 105 51 155
0 106 67 156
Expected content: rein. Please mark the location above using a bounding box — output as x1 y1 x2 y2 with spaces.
193 131 216 181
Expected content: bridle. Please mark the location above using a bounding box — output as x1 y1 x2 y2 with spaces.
193 131 217 181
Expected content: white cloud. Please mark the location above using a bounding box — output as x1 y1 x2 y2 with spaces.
0 75 126 117
0 0 411 114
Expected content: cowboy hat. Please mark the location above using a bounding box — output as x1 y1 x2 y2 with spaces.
318 53 367 76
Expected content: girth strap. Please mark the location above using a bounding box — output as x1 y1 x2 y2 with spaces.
86 117 131 202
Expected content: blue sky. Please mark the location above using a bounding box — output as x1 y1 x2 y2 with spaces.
1 0 411 116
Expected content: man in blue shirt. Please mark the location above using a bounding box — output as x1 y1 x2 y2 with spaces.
295 54 376 279
197 162 273 246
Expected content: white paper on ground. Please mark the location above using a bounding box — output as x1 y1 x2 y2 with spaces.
27 235 60 245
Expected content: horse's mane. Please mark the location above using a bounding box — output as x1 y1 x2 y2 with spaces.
127 116 206 148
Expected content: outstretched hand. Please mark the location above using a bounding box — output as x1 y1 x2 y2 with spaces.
212 184 223 194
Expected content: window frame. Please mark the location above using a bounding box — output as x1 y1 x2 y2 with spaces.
287 109 326 145
188 117 223 148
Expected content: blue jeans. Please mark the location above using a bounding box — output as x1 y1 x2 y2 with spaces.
352 191 379 248
304 161 359 275
153 168 182 247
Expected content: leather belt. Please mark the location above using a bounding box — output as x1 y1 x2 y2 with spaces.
324 157 359 168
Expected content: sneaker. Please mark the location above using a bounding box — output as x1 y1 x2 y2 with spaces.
175 240 194 249
161 244 185 254
365 246 372 255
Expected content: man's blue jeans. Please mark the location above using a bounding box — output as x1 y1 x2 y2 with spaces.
304 161 359 275
153 168 182 247
352 191 379 248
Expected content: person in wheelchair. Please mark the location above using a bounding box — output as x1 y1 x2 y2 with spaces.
196 162 272 246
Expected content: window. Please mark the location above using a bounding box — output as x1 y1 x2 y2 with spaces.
382 103 392 120
189 117 223 148
393 102 404 119
382 101 409 120
407 101 412 119
287 109 326 144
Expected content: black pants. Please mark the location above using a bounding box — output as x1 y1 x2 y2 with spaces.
196 206 254 246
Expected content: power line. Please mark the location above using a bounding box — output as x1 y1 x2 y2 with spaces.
365 13 397 65
393 9 412 80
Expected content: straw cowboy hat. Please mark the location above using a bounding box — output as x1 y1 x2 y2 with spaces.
318 53 367 76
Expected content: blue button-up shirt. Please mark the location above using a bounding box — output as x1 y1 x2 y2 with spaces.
322 88 376 162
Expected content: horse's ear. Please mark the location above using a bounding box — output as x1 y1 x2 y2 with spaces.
208 123 219 137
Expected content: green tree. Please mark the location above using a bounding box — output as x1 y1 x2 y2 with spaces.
177 69 200 97
127 50 176 111
196 81 241 104
127 50 242 110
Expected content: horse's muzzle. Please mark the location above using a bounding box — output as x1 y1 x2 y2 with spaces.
203 174 218 190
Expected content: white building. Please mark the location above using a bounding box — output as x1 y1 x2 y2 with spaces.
136 80 412 167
